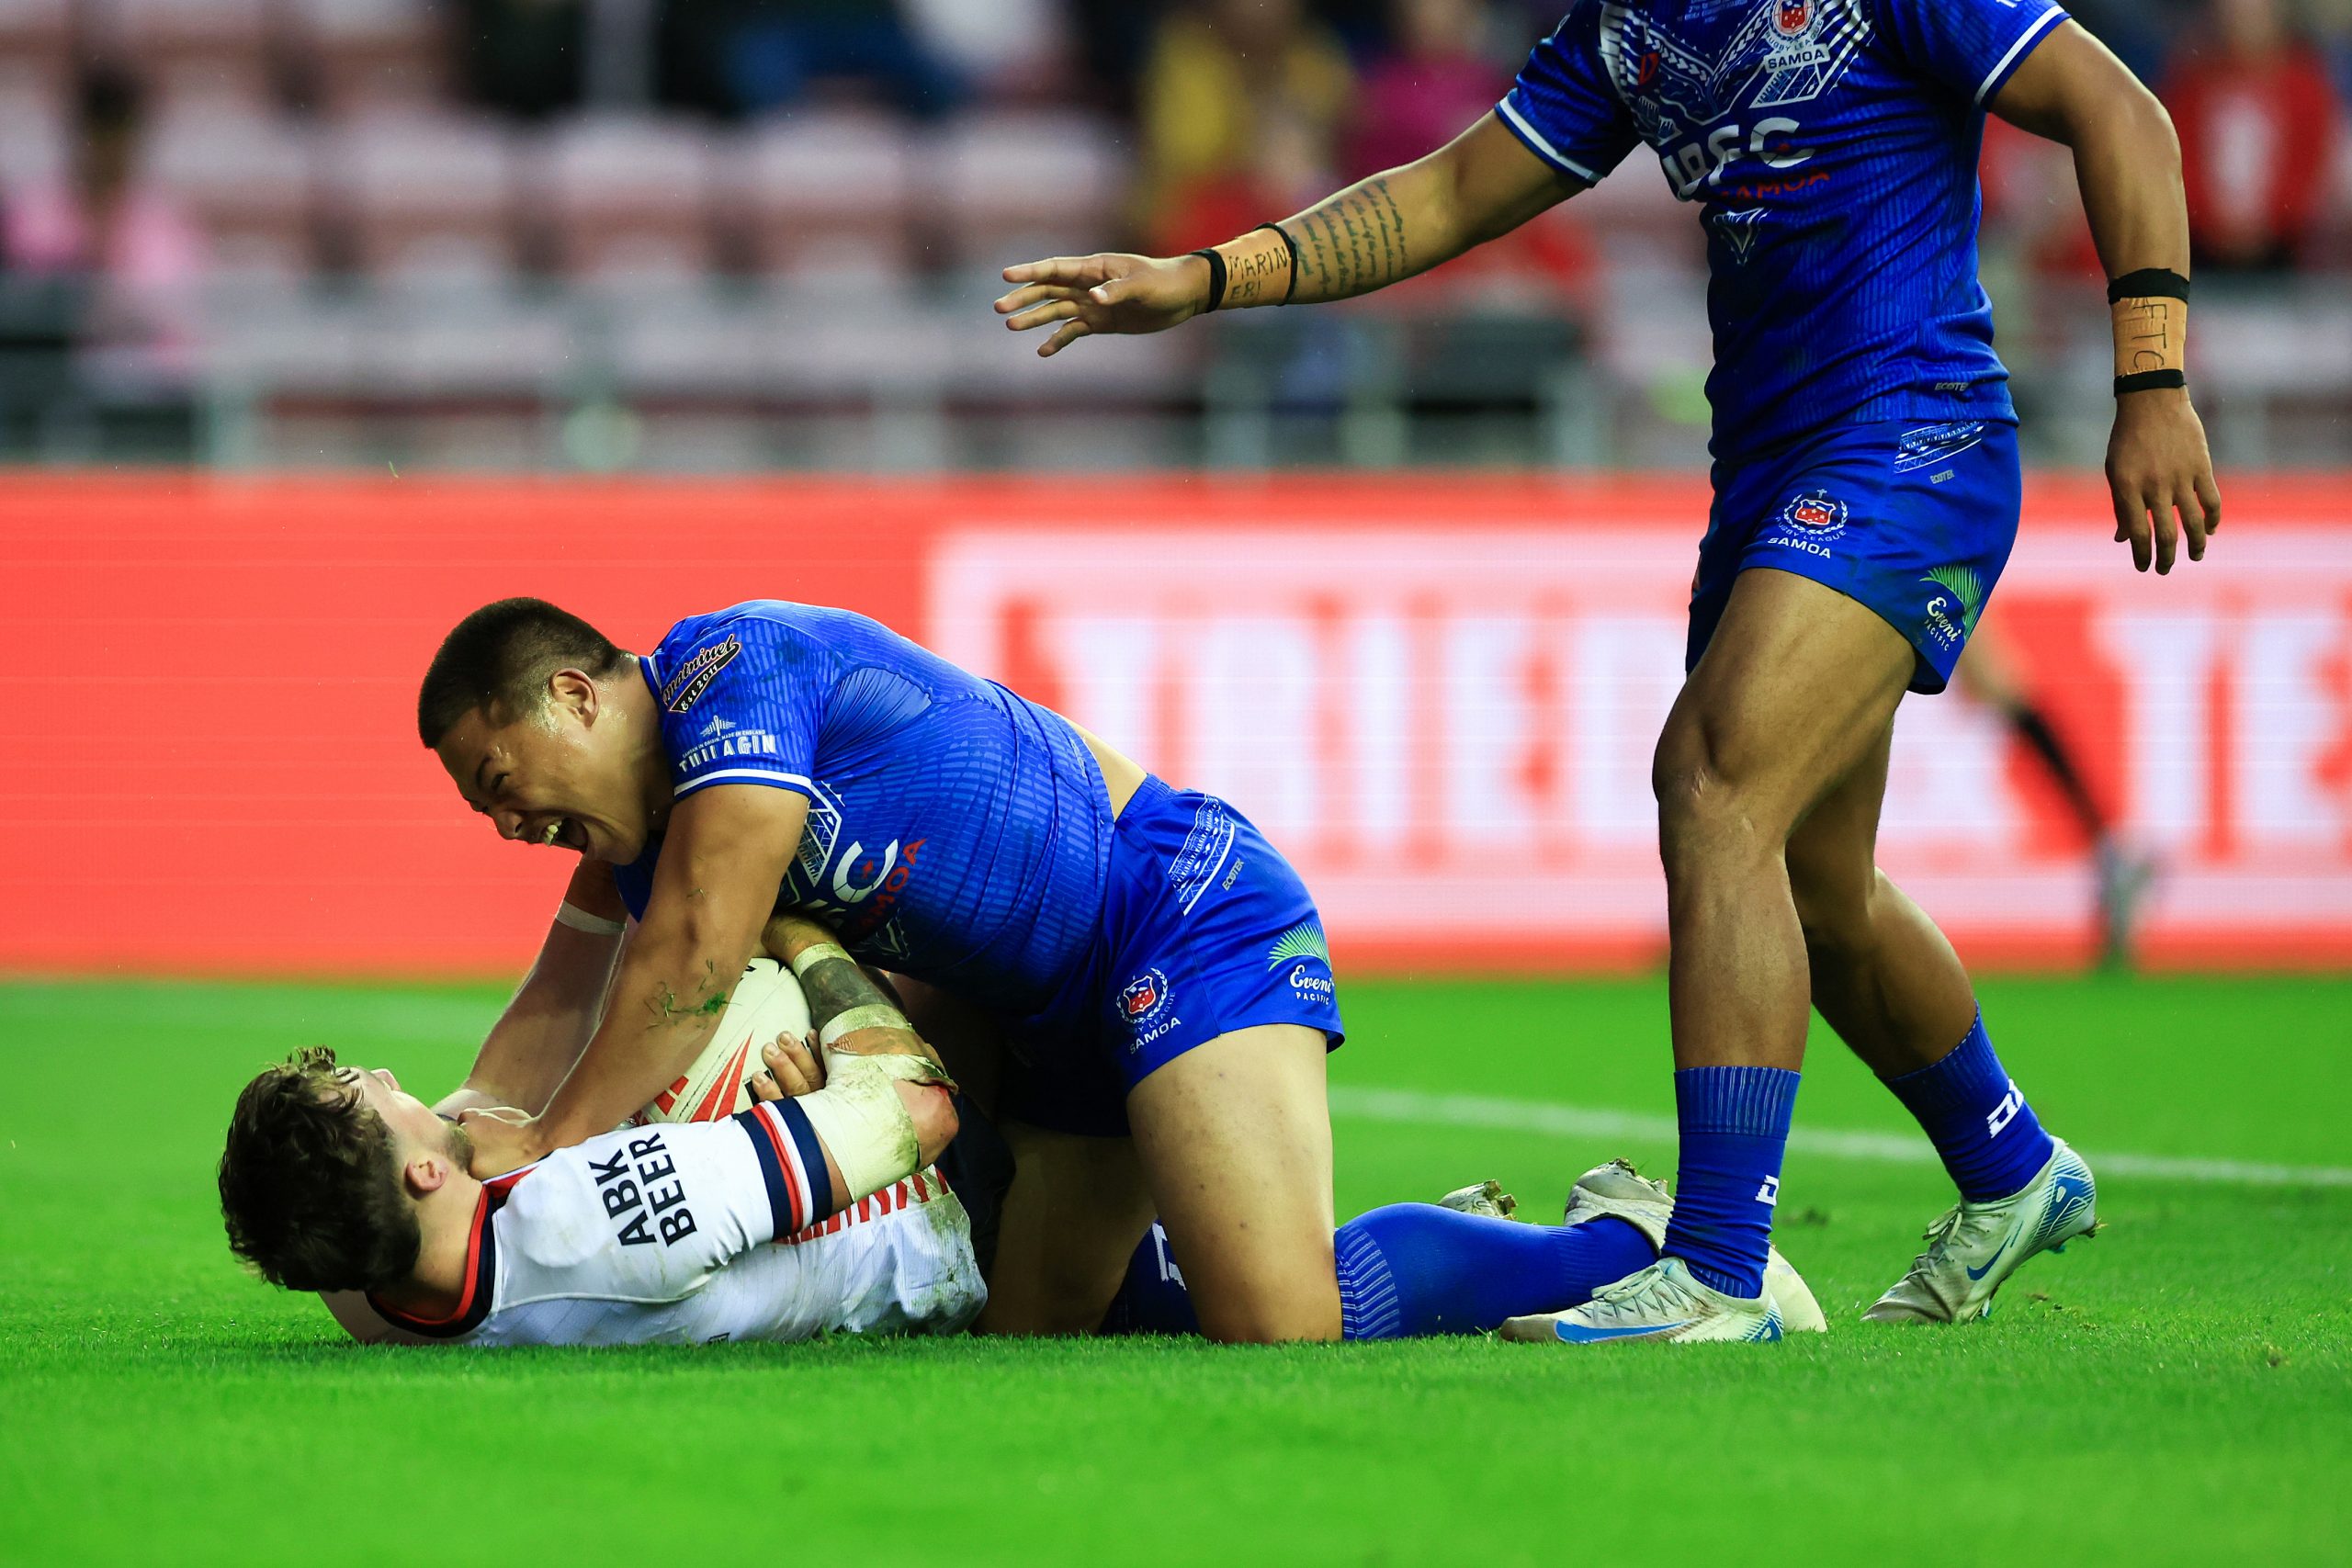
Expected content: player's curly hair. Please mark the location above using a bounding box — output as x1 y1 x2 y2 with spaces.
219 1046 421 1293
416 596 628 749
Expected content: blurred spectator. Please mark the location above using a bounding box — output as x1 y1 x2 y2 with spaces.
1 69 199 383
1345 0 1506 178
901 0 1069 99
456 0 586 118
657 0 963 120
1137 0 1355 253
2162 0 2344 273
1066 0 1160 113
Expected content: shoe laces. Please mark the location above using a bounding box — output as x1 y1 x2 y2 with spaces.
1904 1201 2001 1277
1585 1266 1669 1317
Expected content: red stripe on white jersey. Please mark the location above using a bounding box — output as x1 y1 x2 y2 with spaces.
775 1170 941 1247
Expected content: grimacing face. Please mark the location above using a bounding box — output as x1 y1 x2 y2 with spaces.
434 671 656 864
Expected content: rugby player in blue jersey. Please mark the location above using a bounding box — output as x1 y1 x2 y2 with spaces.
997 1 2219 1341
423 597 1832 1342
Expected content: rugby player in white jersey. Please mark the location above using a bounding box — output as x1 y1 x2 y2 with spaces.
219 916 983 1348
222 902 1830 1347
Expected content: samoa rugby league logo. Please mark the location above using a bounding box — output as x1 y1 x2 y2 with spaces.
1120 968 1171 1027
1773 0 1814 38
1779 489 1848 535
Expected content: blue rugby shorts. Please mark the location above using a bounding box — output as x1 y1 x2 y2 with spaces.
1688 418 2023 694
1001 777 1343 1136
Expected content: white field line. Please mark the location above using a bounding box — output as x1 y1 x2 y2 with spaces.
1329 1086 2352 1190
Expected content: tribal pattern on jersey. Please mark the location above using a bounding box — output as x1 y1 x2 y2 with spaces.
614 602 1115 1018
1501 0 2069 459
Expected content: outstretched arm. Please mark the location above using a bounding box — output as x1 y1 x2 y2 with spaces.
1990 19 2221 576
434 859 629 1121
460 784 808 1173
993 113 1583 357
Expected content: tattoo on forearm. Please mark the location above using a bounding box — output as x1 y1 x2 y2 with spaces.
795 952 902 1032
1293 177 1410 303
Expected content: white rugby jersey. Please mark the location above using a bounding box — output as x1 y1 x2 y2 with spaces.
328 1100 984 1347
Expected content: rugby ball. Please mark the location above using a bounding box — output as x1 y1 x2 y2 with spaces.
633 957 814 1124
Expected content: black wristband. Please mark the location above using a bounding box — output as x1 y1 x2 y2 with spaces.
2115 369 2188 395
1256 222 1302 305
1190 248 1227 313
2108 267 2190 303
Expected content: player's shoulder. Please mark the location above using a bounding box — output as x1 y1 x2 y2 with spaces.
654 600 913 663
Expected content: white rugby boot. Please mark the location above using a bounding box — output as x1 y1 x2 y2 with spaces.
1555 1159 1827 1335
1500 1256 1783 1345
1863 1137 2098 1324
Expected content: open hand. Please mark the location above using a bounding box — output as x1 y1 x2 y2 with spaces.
2107 390 2221 574
994 253 1211 357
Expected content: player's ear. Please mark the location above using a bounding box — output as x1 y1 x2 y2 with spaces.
547 669 597 723
403 1154 450 1197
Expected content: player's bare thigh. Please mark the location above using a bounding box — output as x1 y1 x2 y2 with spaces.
1656 567 1917 848
975 1121 1156 1335
1125 1022 1340 1344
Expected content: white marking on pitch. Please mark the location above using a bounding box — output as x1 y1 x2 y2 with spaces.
1329 1086 2352 1190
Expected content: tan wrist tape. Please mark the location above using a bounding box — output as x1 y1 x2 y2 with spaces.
818 1005 910 1048
1215 228 1296 310
795 1048 954 1202
786 940 853 979
554 902 627 936
2111 296 2188 378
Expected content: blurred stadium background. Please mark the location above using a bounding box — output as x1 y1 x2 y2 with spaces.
3 0 2350 981
2 0 2349 471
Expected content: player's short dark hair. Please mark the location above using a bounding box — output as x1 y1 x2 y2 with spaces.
416 597 628 748
218 1046 420 1294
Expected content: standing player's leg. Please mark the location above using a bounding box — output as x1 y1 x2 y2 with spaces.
1533 567 1912 1344
1787 728 2098 1323
1659 569 1914 1305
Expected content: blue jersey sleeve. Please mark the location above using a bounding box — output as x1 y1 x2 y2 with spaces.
650 613 833 803
1876 0 2070 107
1498 2 1643 186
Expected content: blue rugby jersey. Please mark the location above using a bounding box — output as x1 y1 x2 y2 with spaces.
611 602 1114 1019
1498 0 2069 460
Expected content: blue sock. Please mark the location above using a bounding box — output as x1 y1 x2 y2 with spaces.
1660 1066 1801 1299
1883 1012 2055 1202
1098 1223 1202 1336
1332 1204 1657 1340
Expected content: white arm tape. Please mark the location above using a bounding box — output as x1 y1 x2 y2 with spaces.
818 1005 910 1048
793 1048 952 1203
554 902 628 936
786 941 853 979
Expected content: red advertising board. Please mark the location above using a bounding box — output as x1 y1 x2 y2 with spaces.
4 472 2347 977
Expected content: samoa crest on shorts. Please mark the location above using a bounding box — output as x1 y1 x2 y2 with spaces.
1780 489 1849 532
1120 968 1170 1026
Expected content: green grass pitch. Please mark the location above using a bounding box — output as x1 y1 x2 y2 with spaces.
3 974 2346 1565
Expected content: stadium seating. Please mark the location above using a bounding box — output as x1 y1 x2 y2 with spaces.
137 99 313 279
326 109 519 280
